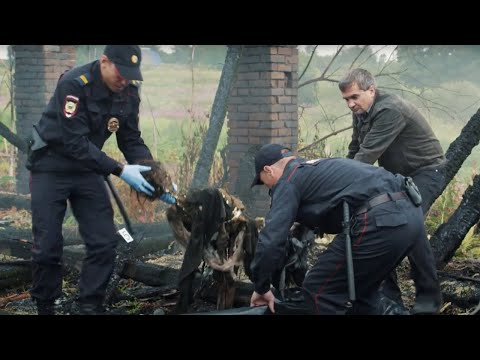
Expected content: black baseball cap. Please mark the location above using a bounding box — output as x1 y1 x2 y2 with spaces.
103 45 143 81
251 143 292 187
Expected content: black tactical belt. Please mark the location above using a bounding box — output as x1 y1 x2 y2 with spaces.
354 191 408 216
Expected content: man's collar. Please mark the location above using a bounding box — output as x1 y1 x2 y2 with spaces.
366 101 374 115
269 158 299 197
359 92 377 120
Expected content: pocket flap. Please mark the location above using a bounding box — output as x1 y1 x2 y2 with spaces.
86 99 106 114
374 213 407 228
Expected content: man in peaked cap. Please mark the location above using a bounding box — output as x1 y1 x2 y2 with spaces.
251 143 293 187
249 143 431 315
26 45 175 315
103 45 143 81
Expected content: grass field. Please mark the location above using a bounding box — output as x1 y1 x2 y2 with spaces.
0 61 478 184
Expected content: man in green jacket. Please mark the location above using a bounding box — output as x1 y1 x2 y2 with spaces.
338 68 445 315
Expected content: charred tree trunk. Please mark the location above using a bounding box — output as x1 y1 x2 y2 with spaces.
427 109 480 212
431 173 480 269
423 109 480 265
443 110 480 191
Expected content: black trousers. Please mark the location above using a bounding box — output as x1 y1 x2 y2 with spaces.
381 166 445 312
30 172 119 305
302 197 425 315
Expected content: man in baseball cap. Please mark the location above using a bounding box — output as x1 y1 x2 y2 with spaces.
103 45 143 81
251 143 293 187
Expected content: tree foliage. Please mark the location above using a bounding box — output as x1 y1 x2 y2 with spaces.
397 45 480 86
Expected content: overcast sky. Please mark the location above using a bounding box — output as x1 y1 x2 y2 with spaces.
299 45 398 60
0 45 8 59
0 45 398 61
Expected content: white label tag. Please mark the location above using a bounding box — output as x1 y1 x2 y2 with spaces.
118 228 134 243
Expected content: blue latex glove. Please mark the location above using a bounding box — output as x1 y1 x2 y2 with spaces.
119 165 155 196
159 192 176 205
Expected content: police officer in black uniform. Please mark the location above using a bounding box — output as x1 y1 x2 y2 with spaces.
249 143 432 315
27 45 175 315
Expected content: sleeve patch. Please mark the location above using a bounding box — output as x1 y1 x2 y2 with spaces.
63 95 80 118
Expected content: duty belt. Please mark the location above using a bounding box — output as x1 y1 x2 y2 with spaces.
354 191 408 216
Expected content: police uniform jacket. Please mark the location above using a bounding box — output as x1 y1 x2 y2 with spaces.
28 60 152 174
347 91 445 177
251 157 407 295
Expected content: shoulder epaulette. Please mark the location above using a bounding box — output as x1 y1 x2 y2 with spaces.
74 73 92 86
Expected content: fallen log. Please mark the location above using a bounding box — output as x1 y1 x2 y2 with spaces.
115 285 177 301
0 245 87 290
0 238 32 260
0 192 31 210
0 252 254 310
121 260 180 287
0 221 174 258
0 260 32 289
0 241 187 288
0 240 86 272
440 276 480 308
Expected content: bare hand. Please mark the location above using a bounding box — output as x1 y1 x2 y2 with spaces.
250 290 275 314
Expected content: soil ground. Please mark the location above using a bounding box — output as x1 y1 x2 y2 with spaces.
1 242 478 316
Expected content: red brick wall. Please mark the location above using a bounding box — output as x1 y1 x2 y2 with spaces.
12 45 76 193
227 45 298 216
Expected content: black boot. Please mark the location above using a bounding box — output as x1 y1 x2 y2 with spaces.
34 298 55 315
77 302 107 315
410 293 442 315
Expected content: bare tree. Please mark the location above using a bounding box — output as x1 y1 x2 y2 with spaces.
297 45 460 122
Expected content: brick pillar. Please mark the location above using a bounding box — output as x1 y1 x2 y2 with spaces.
227 45 298 217
12 45 76 194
